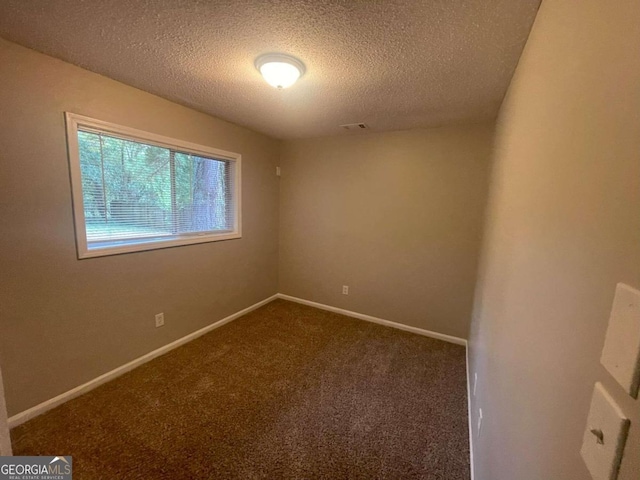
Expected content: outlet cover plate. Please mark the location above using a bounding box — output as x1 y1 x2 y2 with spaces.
580 382 630 480
601 283 640 398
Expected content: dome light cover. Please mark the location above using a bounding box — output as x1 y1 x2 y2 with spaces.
255 54 306 89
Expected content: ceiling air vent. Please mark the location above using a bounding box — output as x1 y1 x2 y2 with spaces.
340 123 368 131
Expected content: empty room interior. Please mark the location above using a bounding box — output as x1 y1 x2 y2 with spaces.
0 1 639 479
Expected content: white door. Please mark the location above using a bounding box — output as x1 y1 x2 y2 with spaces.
0 367 11 455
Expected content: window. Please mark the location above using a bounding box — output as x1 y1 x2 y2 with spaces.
65 113 241 258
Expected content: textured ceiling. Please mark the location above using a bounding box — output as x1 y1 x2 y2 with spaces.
0 0 540 139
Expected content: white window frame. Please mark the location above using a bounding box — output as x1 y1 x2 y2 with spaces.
65 112 242 259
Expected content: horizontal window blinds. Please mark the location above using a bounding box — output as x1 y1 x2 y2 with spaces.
77 129 235 244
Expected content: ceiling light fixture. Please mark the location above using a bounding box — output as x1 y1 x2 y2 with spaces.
255 54 305 89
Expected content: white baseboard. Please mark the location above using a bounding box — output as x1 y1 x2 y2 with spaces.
9 293 468 430
8 294 278 428
276 294 467 346
466 342 475 480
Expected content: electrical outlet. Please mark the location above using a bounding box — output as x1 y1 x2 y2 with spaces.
342 285 349 295
473 373 478 396
155 313 165 328
477 408 483 437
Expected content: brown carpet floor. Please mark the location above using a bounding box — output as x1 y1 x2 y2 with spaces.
11 299 470 479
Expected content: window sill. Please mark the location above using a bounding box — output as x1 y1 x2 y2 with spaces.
78 231 241 259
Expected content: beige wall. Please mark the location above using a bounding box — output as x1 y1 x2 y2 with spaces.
0 38 280 416
468 0 640 479
279 126 493 339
